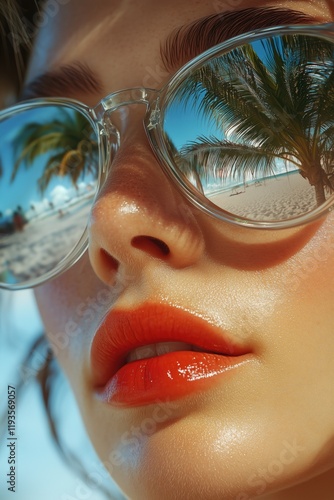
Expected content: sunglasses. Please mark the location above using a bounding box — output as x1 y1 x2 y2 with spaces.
1 23 334 289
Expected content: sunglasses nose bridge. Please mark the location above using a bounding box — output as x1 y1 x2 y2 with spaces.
93 87 161 139
97 86 159 115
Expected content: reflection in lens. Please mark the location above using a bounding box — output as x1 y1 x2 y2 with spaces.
0 105 99 285
163 33 334 223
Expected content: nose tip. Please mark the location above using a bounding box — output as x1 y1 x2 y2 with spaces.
88 141 205 285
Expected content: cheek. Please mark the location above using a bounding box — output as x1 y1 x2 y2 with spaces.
255 217 334 432
34 253 114 379
254 216 334 369
276 217 334 307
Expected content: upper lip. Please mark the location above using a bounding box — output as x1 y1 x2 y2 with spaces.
90 303 251 387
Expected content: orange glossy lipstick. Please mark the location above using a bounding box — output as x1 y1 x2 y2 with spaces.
90 304 251 406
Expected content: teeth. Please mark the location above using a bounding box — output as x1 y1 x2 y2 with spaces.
127 342 193 363
127 345 156 363
156 342 192 356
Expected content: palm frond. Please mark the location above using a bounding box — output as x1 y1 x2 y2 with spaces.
37 162 61 194
36 152 65 194
11 132 72 181
11 109 95 183
179 136 292 183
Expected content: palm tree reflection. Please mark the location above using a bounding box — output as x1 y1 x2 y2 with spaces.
0 107 99 283
173 34 334 207
11 108 98 193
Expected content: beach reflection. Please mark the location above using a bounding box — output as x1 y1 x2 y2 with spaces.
0 105 99 284
209 170 317 221
0 193 95 284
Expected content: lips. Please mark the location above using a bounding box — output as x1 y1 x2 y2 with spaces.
90 303 252 407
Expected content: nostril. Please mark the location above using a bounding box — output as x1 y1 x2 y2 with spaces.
131 235 170 259
100 248 120 272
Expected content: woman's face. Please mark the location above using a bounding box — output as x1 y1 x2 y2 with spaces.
29 0 334 498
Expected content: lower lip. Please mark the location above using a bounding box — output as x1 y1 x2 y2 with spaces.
97 351 250 406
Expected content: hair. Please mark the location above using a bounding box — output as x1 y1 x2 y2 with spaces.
0 1 32 97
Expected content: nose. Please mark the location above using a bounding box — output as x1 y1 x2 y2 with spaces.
88 126 205 286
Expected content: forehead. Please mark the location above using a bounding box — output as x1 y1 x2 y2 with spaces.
28 0 215 86
27 0 332 95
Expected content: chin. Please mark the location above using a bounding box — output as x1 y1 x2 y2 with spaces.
81 395 329 500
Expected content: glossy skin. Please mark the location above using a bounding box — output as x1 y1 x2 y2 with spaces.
29 1 334 499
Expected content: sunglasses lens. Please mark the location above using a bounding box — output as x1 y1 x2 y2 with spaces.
163 33 334 224
0 104 99 286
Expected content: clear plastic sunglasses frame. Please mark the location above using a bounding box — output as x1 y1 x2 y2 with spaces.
1 22 334 290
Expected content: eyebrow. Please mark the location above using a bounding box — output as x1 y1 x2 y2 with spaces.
22 61 103 100
23 6 319 100
161 6 319 71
